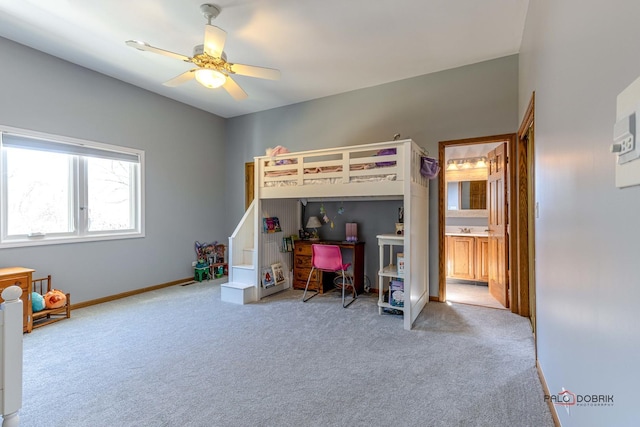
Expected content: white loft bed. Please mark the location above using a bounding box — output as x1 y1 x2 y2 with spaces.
253 139 430 330
1 286 23 427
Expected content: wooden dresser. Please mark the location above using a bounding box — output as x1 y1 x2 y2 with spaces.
0 267 35 333
293 240 365 294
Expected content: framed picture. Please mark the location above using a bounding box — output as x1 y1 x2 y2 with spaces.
262 267 275 288
271 262 286 286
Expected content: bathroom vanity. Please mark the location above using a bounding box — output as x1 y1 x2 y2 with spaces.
445 228 488 283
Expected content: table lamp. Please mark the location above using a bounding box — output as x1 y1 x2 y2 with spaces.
306 216 322 241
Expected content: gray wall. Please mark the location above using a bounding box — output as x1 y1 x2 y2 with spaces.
0 37 227 303
304 200 404 289
0 41 518 302
226 55 519 296
519 1 640 425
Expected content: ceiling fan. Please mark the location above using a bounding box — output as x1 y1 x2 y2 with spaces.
125 3 280 100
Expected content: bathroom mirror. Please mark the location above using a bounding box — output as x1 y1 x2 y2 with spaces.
446 180 488 217
445 165 488 217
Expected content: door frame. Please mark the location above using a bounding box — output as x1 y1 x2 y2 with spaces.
437 133 518 310
516 93 537 330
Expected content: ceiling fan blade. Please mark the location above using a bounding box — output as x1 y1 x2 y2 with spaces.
203 24 227 57
125 40 191 62
163 69 197 87
230 63 281 80
222 76 248 100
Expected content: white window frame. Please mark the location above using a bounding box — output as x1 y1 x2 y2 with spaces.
0 125 145 248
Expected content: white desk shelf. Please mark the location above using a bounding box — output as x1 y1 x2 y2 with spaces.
376 233 405 314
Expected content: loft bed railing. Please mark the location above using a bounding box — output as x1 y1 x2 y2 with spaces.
255 139 427 200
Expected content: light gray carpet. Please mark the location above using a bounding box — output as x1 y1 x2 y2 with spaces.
20 281 553 427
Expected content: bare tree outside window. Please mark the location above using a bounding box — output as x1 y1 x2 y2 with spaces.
88 157 134 232
6 148 72 235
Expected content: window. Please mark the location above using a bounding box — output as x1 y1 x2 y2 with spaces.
1 127 144 247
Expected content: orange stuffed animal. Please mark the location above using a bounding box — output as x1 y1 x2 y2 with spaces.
44 289 67 309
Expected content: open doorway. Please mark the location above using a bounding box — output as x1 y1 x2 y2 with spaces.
439 136 511 309
437 128 535 321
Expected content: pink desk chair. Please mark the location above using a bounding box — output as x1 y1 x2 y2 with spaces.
302 244 357 308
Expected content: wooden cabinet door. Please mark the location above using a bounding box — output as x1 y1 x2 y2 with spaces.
447 236 475 280
475 237 489 282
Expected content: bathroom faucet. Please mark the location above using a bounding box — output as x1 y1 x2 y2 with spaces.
459 227 471 233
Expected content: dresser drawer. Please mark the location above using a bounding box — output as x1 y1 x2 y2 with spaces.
294 255 313 269
294 268 320 283
293 266 321 289
293 279 313 290
0 275 29 289
294 242 313 256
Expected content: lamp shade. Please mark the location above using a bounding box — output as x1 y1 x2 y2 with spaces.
306 216 322 228
195 69 227 88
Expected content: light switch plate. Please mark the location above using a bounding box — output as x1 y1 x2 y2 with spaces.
615 76 640 188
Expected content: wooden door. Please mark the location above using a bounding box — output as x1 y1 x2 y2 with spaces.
488 143 508 307
245 162 254 210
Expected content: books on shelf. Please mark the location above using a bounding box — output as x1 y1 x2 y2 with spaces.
390 279 404 307
262 262 287 288
262 217 282 233
397 253 405 276
282 236 294 252
262 267 275 288
271 262 286 286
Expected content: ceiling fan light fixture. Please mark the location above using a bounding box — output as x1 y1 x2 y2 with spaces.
195 68 226 88
125 3 278 100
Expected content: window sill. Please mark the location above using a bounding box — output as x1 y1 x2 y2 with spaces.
0 232 145 249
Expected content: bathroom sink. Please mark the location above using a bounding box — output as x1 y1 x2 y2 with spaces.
444 226 489 237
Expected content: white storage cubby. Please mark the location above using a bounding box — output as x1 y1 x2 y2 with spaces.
376 234 405 314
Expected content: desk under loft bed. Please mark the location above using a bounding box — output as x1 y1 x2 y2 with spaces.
227 138 430 330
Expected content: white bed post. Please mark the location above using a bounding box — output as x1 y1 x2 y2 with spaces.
254 196 263 300
403 140 430 330
1 286 23 427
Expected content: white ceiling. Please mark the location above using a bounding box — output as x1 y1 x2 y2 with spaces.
0 0 529 118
